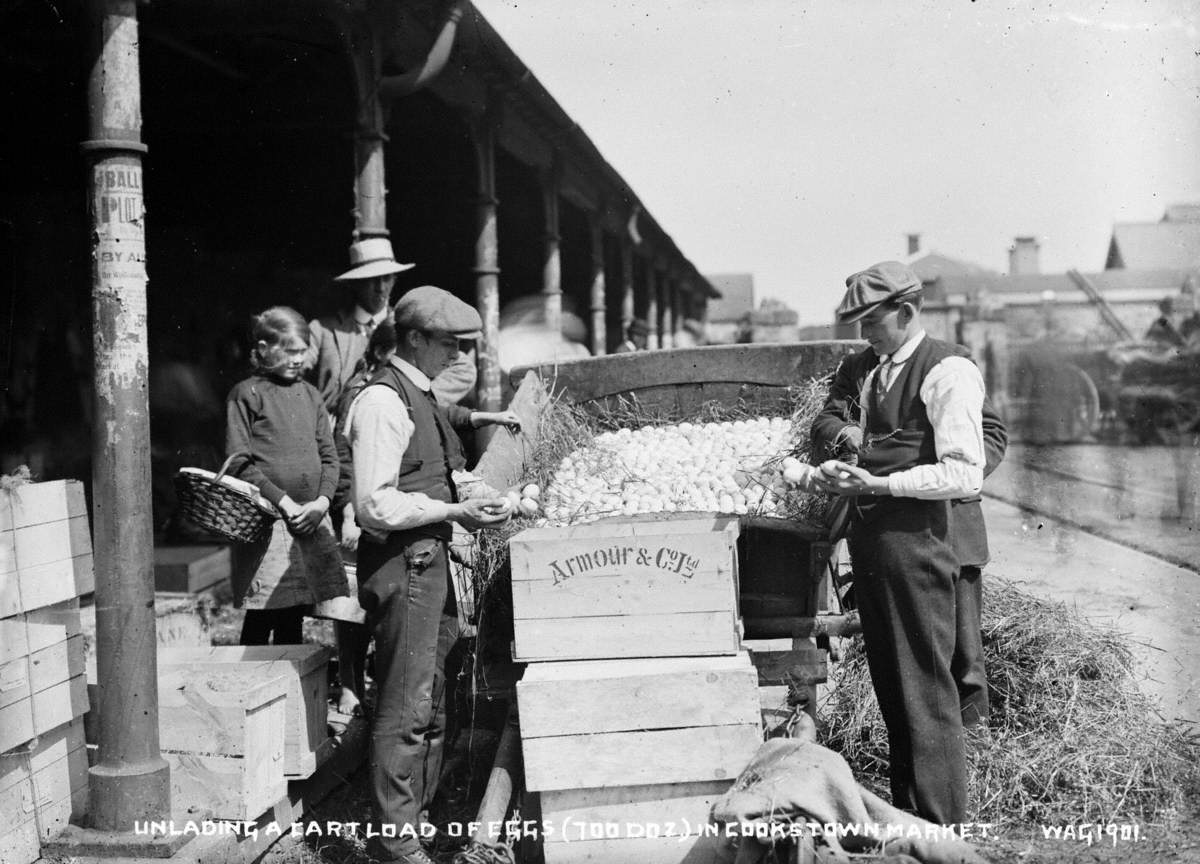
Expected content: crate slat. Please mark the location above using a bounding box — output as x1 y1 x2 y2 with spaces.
513 612 740 663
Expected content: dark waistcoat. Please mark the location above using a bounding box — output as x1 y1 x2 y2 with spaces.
365 364 466 541
859 336 989 566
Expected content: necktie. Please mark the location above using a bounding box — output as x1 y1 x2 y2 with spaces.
874 357 893 400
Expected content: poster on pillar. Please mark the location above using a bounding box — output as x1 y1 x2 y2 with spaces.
91 163 147 287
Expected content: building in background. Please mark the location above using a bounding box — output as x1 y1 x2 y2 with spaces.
705 273 755 343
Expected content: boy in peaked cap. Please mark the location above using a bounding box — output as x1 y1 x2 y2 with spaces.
343 284 518 864
807 261 992 826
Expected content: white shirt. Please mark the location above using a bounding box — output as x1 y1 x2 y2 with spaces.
352 304 389 335
860 330 985 500
346 357 461 539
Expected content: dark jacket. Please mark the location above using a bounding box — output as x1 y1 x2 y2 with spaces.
810 340 1008 567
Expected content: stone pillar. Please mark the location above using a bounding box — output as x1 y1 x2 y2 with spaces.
541 160 562 339
470 108 501 419
82 0 170 828
588 219 606 355
644 256 659 350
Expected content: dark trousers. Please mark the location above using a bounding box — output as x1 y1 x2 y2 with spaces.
239 606 307 645
358 531 459 859
848 500 967 825
954 565 988 727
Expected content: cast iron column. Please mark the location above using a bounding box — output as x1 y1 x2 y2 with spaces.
471 109 502 418
644 256 659 350
588 219 606 355
82 0 170 829
660 270 675 350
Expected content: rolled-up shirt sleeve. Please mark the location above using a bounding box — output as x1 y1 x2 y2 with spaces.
346 386 452 537
885 356 985 499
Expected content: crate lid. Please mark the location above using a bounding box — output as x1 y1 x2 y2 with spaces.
159 643 331 676
159 667 289 708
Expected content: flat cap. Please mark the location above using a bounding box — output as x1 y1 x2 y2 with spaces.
836 261 922 323
393 285 483 340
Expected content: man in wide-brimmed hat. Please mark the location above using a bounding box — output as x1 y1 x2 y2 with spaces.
307 238 476 413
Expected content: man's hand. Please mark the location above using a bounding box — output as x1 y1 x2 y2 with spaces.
340 503 362 551
814 461 888 498
471 410 521 432
452 498 512 531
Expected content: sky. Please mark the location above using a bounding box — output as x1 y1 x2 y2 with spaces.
472 0 1200 324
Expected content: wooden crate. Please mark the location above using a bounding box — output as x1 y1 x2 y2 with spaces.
1 480 92 620
153 545 230 593
509 517 740 662
0 719 88 864
539 782 729 864
159 667 288 821
158 644 332 778
518 653 761 793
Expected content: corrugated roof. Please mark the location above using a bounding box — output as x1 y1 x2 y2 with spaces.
705 273 755 322
1106 222 1200 270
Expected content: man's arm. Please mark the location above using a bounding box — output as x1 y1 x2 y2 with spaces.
305 317 344 414
885 356 985 499
981 393 1007 478
810 353 870 463
348 386 453 534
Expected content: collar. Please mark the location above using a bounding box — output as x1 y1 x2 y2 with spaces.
879 329 926 366
389 356 432 392
353 305 388 329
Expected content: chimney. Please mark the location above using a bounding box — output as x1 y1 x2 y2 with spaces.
1009 236 1040 275
906 233 921 256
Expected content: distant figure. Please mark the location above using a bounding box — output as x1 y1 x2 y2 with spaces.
225 307 348 646
674 318 707 348
614 318 650 353
1145 296 1186 348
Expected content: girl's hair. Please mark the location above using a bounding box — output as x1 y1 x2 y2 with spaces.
250 306 310 373
349 321 399 377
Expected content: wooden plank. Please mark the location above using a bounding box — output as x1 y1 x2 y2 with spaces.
510 521 737 585
472 370 551 493
540 781 729 843
158 644 331 778
7 480 87 529
521 654 750 683
1 527 14 577
0 554 94 619
518 658 759 738
158 668 289 757
511 571 735 620
522 724 762 792
0 719 85 794
512 611 740 662
510 342 860 402
1 675 88 753
541 829 726 863
165 747 287 823
13 515 92 571
153 545 231 593
0 635 85 711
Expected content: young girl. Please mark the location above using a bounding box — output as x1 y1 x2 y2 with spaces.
225 306 348 645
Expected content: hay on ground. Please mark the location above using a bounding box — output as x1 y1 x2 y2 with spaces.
818 577 1200 826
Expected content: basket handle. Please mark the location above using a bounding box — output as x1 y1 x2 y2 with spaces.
215 452 250 483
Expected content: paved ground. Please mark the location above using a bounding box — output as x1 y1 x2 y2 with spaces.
982 494 1200 725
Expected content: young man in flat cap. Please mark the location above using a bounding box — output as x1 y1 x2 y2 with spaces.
344 285 516 864
307 239 477 414
802 261 988 825
811 302 1007 733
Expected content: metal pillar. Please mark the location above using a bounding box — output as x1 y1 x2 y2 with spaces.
588 220 606 355
82 0 170 829
540 160 563 339
644 256 659 350
660 271 675 350
671 278 683 343
347 19 390 240
471 109 502 416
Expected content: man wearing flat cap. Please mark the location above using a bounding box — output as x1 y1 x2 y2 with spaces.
344 285 516 864
801 261 992 825
307 239 477 415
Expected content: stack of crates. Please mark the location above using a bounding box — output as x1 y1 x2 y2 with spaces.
510 515 763 864
0 480 93 863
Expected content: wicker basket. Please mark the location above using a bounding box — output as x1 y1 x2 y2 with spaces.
174 453 279 544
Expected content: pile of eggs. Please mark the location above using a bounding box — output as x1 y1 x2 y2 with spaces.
539 417 812 524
